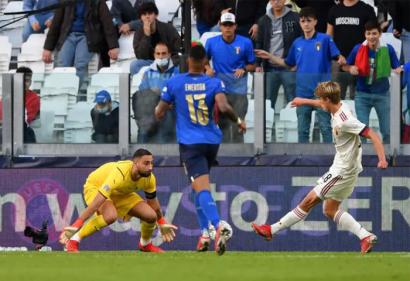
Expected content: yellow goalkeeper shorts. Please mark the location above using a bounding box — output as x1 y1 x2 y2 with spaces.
83 185 144 221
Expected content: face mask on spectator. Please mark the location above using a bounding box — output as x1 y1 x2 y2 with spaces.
155 58 170 68
96 106 110 114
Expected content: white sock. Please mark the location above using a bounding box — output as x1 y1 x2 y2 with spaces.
140 238 151 246
71 233 81 242
334 210 370 240
271 207 308 235
201 229 210 238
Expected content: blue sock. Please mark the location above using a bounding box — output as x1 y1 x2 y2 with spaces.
196 190 220 229
194 192 209 233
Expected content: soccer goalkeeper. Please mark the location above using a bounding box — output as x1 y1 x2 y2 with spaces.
59 149 177 253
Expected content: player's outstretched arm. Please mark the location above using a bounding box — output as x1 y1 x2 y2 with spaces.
254 49 287 68
147 198 178 242
363 128 388 169
215 93 246 133
59 192 107 244
155 100 171 121
291 97 322 108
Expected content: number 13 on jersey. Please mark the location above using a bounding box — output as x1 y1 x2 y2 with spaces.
186 94 209 125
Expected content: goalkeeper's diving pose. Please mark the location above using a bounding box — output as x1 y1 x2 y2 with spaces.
59 148 177 253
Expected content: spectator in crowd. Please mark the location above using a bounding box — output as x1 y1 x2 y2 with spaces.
192 0 222 36
130 2 181 76
291 0 336 33
0 67 40 143
255 7 345 143
205 12 255 143
216 0 268 40
386 0 410 62
90 90 119 143
327 0 377 100
111 0 155 36
342 20 401 143
256 0 301 111
132 42 179 143
42 0 119 86
22 0 59 42
20 67 40 143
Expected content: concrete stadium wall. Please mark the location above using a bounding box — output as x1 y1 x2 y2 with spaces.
0 167 409 251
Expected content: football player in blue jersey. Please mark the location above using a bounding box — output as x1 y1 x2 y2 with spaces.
155 44 246 255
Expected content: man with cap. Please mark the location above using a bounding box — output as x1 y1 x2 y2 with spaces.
90 90 119 143
205 12 255 143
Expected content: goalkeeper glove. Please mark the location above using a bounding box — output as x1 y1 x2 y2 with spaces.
59 219 83 245
157 217 178 243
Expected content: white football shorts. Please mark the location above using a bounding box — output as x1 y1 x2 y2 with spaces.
313 171 357 201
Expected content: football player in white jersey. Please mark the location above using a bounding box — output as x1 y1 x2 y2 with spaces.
251 81 388 254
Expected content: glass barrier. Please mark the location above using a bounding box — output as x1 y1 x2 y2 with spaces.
129 64 176 144
129 69 255 144
0 73 3 153
6 66 406 155
28 72 119 144
263 70 392 144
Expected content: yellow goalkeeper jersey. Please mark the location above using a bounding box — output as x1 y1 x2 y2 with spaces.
84 160 156 199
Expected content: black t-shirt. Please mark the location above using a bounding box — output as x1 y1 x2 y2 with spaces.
328 1 377 57
294 0 336 33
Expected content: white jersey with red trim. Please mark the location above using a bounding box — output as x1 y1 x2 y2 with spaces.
330 102 367 176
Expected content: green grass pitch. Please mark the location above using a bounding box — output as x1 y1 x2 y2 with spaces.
1 251 409 281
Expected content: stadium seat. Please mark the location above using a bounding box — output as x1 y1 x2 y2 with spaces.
276 105 298 143
41 69 79 131
32 110 56 143
51 67 76 74
265 100 274 143
244 99 254 143
87 67 121 103
0 37 11 73
18 34 54 89
0 0 8 12
111 33 135 73
64 101 93 143
244 99 274 143
21 34 47 56
1 1 25 48
88 53 100 75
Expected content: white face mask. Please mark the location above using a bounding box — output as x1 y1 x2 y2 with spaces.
155 58 170 68
96 106 109 114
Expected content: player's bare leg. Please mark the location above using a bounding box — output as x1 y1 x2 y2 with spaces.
252 190 321 240
66 201 117 252
128 201 164 253
324 199 376 254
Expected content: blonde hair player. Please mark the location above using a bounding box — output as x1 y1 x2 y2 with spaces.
252 81 388 254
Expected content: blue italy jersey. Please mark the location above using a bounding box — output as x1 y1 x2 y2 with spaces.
160 73 224 144
205 35 255 95
285 32 340 98
347 43 400 94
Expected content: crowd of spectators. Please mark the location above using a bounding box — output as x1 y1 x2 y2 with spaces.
2 0 409 144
